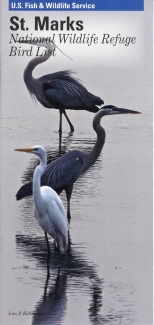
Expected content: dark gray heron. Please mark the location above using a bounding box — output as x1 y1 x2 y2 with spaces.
20 39 104 133
16 105 140 220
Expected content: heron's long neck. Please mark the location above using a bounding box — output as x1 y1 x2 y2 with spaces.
24 50 51 92
33 155 47 201
82 111 106 172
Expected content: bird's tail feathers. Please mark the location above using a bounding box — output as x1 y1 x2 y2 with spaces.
16 181 33 200
57 232 68 253
86 105 100 113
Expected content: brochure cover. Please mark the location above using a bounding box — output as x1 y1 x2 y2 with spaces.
1 0 153 324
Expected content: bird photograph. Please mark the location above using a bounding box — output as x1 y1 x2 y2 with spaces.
16 105 140 220
1 5 152 324
19 38 104 133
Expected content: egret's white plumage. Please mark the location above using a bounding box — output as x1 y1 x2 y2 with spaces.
15 145 68 252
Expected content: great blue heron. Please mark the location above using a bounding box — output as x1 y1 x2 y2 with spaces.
16 105 140 220
15 146 68 269
20 39 104 133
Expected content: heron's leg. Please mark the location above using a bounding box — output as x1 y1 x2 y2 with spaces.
45 232 50 278
59 131 62 156
63 109 74 133
65 185 73 221
58 110 62 133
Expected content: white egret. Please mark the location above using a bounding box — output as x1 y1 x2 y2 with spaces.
15 145 68 269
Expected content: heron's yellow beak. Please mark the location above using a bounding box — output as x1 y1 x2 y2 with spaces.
15 148 33 152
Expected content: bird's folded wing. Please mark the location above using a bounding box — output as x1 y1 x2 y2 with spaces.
44 79 103 107
41 153 83 189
